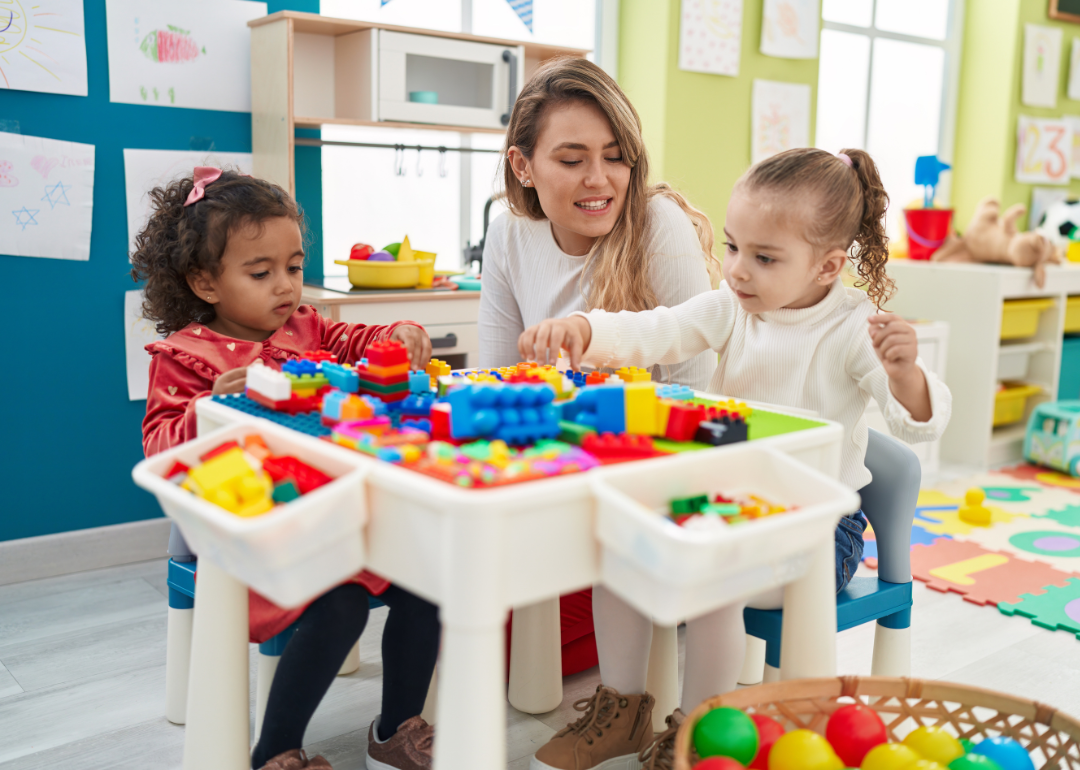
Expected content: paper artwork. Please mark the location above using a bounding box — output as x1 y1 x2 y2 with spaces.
1016 116 1072 185
0 0 88 96
751 79 810 164
105 0 267 112
1022 24 1062 108
1069 38 1080 101
760 0 819 59
123 149 253 256
0 131 94 261
1067 116 1080 179
679 0 743 77
125 289 164 401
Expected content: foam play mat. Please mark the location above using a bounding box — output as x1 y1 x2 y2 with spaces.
863 464 1080 640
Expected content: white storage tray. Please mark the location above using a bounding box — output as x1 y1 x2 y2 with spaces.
591 445 861 625
997 342 1045 381
132 420 368 608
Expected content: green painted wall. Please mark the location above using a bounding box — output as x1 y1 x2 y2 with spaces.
954 0 1080 231
619 0 819 233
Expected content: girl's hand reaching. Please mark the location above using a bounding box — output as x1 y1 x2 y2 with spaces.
518 316 592 369
869 313 932 422
390 324 432 370
212 366 249 396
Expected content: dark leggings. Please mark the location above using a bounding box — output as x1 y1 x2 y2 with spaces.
250 583 441 769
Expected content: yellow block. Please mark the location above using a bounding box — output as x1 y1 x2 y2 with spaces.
616 366 651 383
929 554 1009 585
655 399 673 436
625 382 658 435
188 448 253 495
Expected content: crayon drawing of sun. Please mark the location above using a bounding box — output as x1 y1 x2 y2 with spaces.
0 0 82 89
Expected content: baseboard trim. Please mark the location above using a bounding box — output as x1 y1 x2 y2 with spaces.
0 518 172 586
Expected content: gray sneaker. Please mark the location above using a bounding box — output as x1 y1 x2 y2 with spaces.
366 715 434 770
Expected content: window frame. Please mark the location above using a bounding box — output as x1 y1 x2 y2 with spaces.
819 0 965 205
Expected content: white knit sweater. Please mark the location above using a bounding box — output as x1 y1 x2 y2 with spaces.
478 195 716 391
576 279 952 490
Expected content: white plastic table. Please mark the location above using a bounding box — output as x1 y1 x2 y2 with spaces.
178 395 847 770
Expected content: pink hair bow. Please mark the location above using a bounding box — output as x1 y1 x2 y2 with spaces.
184 166 224 206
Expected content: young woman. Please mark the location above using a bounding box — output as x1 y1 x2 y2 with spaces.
478 57 720 391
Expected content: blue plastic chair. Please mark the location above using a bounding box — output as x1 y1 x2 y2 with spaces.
741 429 920 681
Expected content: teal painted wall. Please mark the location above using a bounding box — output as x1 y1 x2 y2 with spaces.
1 0 321 542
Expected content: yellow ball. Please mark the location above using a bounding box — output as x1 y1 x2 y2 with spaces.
860 743 922 770
904 762 949 770
768 729 843 770
903 727 964 765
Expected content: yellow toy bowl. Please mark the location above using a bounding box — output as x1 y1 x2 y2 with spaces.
335 259 424 289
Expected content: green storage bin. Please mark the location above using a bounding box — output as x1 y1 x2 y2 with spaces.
1060 336 1080 400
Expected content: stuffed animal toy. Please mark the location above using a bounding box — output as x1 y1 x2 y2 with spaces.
932 196 1060 288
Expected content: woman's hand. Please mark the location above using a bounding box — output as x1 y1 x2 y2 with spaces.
518 316 592 369
212 367 248 396
869 313 931 422
391 324 432 370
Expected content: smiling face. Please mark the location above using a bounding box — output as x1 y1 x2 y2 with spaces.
186 215 305 341
722 187 848 313
507 99 631 256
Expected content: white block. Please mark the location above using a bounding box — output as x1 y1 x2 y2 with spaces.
246 362 292 402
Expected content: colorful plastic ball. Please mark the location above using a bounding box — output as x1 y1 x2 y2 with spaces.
903 727 964 765
694 707 759 766
694 758 748 770
826 704 888 767
349 243 374 260
971 737 1035 770
949 754 1004 770
368 250 396 262
383 241 401 257
860 743 922 770
749 714 786 770
905 762 949 770
768 729 843 770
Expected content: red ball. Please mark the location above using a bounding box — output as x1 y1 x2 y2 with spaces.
748 714 785 770
694 758 746 770
825 704 888 767
350 243 374 260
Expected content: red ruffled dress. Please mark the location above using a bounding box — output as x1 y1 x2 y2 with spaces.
143 304 421 643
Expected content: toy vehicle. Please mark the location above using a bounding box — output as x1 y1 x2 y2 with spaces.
1023 400 1080 475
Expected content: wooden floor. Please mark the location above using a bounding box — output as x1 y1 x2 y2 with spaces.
0 556 1075 770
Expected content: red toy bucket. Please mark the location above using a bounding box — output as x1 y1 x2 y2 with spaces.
904 208 953 260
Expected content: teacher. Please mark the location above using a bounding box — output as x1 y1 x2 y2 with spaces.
478 57 720 390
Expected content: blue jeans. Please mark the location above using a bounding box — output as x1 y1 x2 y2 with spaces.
835 511 867 593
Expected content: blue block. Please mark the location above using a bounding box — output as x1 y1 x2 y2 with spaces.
283 359 320 377
442 384 560 443
657 384 694 401
568 371 588 387
409 371 431 394
211 394 331 437
401 392 436 416
571 385 626 434
323 362 360 393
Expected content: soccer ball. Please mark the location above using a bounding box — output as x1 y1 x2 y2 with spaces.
1037 199 1080 248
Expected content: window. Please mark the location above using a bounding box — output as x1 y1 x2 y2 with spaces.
320 0 602 276
815 0 963 239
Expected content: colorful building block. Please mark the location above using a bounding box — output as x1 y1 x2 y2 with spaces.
282 359 321 378
400 392 436 417
410 370 431 393
246 361 292 402
366 339 409 368
367 361 410 379
322 363 360 393
656 384 694 401
299 350 337 363
671 494 709 514
580 432 662 461
625 382 659 435
246 387 321 414
566 385 626 434
558 420 597 445
442 383 561 444
262 455 333 494
321 390 375 424
694 415 748 446
427 358 452 383
616 366 651 383
585 371 610 386
664 402 707 442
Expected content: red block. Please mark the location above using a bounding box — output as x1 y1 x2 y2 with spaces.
354 367 410 387
585 372 610 385
430 405 452 441
664 403 706 441
581 432 662 461
247 388 321 414
356 387 409 403
199 441 240 462
300 350 337 363
262 455 333 494
366 339 409 368
165 460 191 479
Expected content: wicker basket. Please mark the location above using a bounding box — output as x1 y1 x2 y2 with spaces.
675 677 1080 770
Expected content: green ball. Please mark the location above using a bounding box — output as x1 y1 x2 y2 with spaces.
959 740 976 753
692 707 759 765
383 242 401 257
950 754 1004 770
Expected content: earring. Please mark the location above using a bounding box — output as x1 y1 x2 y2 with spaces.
206 295 212 300
521 179 530 187
816 277 822 282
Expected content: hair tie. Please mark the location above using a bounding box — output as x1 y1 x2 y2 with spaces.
837 152 853 168
184 166 224 206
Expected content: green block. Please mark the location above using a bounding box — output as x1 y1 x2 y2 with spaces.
701 502 742 517
671 494 709 515
998 577 1080 639
559 420 596 445
356 377 409 395
272 480 300 503
286 373 329 390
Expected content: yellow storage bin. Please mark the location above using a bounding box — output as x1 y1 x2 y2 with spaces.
993 382 1041 427
1000 298 1054 340
1065 296 1080 333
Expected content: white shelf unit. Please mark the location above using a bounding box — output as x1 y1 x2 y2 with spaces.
885 261 1080 468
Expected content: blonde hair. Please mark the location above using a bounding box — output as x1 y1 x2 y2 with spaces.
737 147 894 308
501 57 721 312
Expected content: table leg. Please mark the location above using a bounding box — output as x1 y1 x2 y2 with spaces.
183 558 250 770
778 537 837 680
645 622 680 731
508 597 563 714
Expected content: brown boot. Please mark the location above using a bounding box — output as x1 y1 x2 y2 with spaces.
255 749 333 770
637 709 685 770
531 686 655 770
366 715 434 770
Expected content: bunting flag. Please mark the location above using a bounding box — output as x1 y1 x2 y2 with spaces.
507 0 533 32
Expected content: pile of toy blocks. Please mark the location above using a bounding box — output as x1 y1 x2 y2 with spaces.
668 491 788 529
165 433 332 517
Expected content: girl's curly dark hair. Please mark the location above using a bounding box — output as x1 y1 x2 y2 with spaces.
737 147 894 308
130 169 305 336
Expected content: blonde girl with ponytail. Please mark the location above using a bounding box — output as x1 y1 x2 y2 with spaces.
478 56 721 391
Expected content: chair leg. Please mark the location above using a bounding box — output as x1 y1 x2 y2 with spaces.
338 640 360 676
254 651 281 741
421 665 438 726
871 623 911 677
645 622 680 731
738 635 766 686
763 663 781 683
166 605 194 725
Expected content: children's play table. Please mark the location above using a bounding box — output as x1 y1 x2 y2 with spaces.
162 393 853 770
